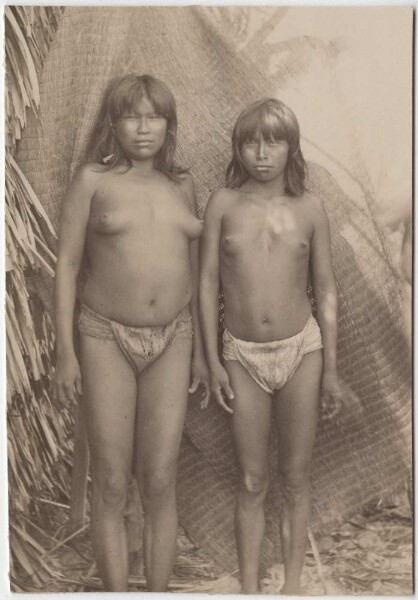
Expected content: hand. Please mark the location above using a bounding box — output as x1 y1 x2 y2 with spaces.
320 371 343 421
209 363 234 414
189 355 210 409
54 352 82 406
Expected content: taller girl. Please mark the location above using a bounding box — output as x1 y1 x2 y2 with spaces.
200 98 341 593
54 75 208 591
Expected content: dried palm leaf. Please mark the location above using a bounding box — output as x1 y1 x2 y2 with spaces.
6 5 70 591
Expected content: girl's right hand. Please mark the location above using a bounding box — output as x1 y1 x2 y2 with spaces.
54 352 82 405
210 363 234 414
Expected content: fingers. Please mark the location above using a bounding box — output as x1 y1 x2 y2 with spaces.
223 382 234 402
334 396 343 417
54 383 72 405
213 387 233 414
200 381 210 409
54 377 82 406
325 404 339 420
321 393 333 420
189 377 200 394
64 382 76 403
210 370 234 413
321 392 342 421
75 374 83 396
189 377 211 409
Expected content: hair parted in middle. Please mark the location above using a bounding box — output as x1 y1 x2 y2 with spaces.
84 74 186 180
225 98 306 196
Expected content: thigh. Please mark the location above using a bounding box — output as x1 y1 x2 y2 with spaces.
79 334 137 471
274 350 323 469
134 335 193 476
225 361 272 476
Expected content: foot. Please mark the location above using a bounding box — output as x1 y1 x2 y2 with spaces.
241 583 260 594
280 583 301 595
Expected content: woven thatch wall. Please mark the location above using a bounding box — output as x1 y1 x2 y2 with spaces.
15 7 411 570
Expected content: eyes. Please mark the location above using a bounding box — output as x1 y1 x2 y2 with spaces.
118 113 165 124
126 114 162 120
243 139 285 148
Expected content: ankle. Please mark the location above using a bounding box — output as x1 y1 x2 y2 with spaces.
281 582 301 595
241 586 259 594
241 579 259 594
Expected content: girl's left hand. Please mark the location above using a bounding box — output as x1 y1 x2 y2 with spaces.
189 356 211 409
320 371 343 420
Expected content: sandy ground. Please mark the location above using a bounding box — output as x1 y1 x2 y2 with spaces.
17 491 412 595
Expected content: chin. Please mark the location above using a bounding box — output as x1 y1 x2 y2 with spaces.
254 173 279 183
131 150 156 161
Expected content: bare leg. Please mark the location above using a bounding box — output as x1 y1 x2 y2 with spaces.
225 361 271 594
80 335 137 591
274 350 322 594
134 336 192 592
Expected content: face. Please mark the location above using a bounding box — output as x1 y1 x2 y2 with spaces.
113 96 167 162
241 134 289 183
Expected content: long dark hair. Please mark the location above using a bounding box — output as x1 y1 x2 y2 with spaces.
226 98 306 196
84 74 185 180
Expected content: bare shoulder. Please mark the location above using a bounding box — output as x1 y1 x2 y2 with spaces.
176 171 194 198
177 171 194 189
71 162 107 194
174 171 198 213
300 192 328 227
62 163 107 213
75 162 107 180
60 163 109 222
205 187 235 217
299 190 323 208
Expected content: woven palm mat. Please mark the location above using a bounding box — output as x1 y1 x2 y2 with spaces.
15 7 411 572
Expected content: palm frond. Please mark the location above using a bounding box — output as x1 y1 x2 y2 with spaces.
5 6 72 590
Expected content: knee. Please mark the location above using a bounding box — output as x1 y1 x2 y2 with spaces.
239 469 269 499
138 468 175 505
279 464 311 506
95 468 129 511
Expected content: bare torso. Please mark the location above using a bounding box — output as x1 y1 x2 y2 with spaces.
220 189 314 342
80 168 202 326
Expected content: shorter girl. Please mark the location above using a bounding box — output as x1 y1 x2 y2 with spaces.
200 98 342 593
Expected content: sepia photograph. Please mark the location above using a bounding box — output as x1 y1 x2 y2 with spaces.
4 3 413 596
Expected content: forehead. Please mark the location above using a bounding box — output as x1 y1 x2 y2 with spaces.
122 96 156 114
240 110 286 140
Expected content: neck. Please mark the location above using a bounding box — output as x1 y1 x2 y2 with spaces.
244 174 286 198
129 158 156 176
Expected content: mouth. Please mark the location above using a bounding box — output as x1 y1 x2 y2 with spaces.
253 166 272 172
134 140 153 147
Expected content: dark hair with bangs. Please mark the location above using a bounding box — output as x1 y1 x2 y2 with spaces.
226 98 306 195
84 74 186 180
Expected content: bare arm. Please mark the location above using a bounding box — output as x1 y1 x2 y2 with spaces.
181 175 209 405
310 197 337 376
200 190 234 412
310 197 340 418
54 164 98 403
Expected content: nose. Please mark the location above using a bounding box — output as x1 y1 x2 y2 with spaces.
137 117 150 133
256 139 267 160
